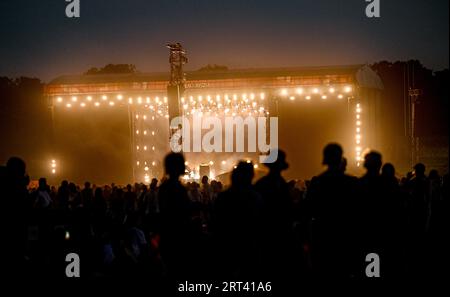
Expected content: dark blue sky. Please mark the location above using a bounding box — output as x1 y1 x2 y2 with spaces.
0 0 448 81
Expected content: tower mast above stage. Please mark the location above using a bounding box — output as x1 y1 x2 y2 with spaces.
166 43 188 149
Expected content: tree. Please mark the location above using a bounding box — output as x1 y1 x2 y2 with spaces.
84 64 137 75
196 64 229 72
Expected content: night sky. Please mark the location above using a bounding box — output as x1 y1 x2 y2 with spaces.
0 0 448 81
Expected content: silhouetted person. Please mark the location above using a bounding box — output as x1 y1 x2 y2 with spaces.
91 187 107 235
1 157 30 278
57 180 70 209
213 161 263 278
382 163 396 181
305 143 357 278
124 184 137 214
358 152 403 277
81 181 93 208
201 175 211 205
158 153 191 278
68 182 81 209
403 163 431 276
405 163 430 235
254 150 294 278
34 178 52 209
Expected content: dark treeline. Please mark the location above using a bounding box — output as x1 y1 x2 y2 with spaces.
0 77 50 175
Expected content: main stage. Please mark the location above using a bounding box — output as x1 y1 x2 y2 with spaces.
45 65 383 184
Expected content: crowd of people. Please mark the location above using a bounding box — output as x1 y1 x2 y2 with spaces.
0 144 448 285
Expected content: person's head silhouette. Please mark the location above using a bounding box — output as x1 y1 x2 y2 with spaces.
413 163 426 177
231 161 254 188
264 149 289 175
38 177 47 190
382 163 395 179
322 143 343 170
6 157 26 179
164 152 185 180
6 157 29 187
429 169 439 180
364 151 382 175
150 178 158 190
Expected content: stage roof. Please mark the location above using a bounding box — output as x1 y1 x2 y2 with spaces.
45 64 383 96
